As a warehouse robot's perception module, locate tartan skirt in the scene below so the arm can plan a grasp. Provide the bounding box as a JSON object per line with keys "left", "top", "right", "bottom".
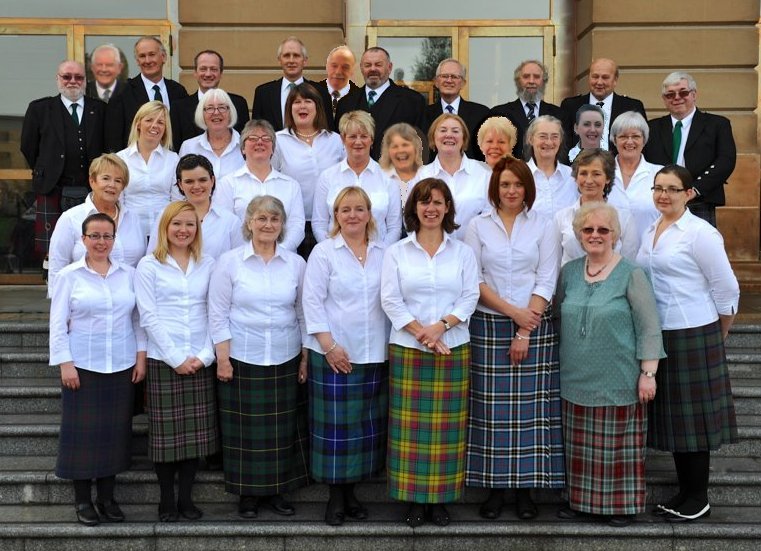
{"left": 145, "top": 358, "right": 219, "bottom": 463}
{"left": 466, "top": 310, "right": 565, "bottom": 489}
{"left": 562, "top": 399, "right": 647, "bottom": 515}
{"left": 218, "top": 356, "right": 310, "bottom": 496}
{"left": 56, "top": 367, "right": 134, "bottom": 480}
{"left": 648, "top": 320, "right": 738, "bottom": 452}
{"left": 387, "top": 343, "right": 469, "bottom": 504}
{"left": 308, "top": 351, "right": 388, "bottom": 483}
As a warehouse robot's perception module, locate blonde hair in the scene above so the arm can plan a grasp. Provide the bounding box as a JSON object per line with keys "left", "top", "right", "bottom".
{"left": 427, "top": 113, "right": 469, "bottom": 153}
{"left": 89, "top": 153, "right": 129, "bottom": 188}
{"left": 572, "top": 201, "right": 621, "bottom": 247}
{"left": 128, "top": 100, "right": 173, "bottom": 150}
{"left": 329, "top": 186, "right": 377, "bottom": 240}
{"left": 338, "top": 110, "right": 375, "bottom": 138}
{"left": 153, "top": 201, "right": 202, "bottom": 263}
{"left": 477, "top": 116, "right": 518, "bottom": 154}
{"left": 378, "top": 123, "right": 423, "bottom": 172}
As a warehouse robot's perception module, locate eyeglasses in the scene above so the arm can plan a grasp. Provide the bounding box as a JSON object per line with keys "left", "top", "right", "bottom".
{"left": 651, "top": 186, "right": 686, "bottom": 195}
{"left": 58, "top": 73, "right": 85, "bottom": 83}
{"left": 436, "top": 73, "right": 463, "bottom": 81}
{"left": 84, "top": 233, "right": 115, "bottom": 241}
{"left": 203, "top": 105, "right": 230, "bottom": 114}
{"left": 662, "top": 89, "right": 692, "bottom": 101}
{"left": 616, "top": 134, "right": 643, "bottom": 142}
{"left": 580, "top": 227, "right": 612, "bottom": 236}
{"left": 244, "top": 135, "right": 273, "bottom": 144}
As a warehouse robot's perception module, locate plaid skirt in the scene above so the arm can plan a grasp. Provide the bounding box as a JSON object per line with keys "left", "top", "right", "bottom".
{"left": 466, "top": 310, "right": 565, "bottom": 488}
{"left": 218, "top": 356, "right": 310, "bottom": 496}
{"left": 387, "top": 343, "right": 469, "bottom": 504}
{"left": 308, "top": 351, "right": 388, "bottom": 483}
{"left": 145, "top": 358, "right": 219, "bottom": 463}
{"left": 56, "top": 367, "right": 134, "bottom": 480}
{"left": 648, "top": 320, "right": 738, "bottom": 452}
{"left": 562, "top": 399, "right": 646, "bottom": 515}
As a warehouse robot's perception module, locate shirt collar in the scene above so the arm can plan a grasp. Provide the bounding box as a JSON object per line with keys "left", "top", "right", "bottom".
{"left": 281, "top": 76, "right": 305, "bottom": 93}
{"left": 440, "top": 96, "right": 462, "bottom": 113}
{"left": 60, "top": 95, "right": 84, "bottom": 110}
{"left": 141, "top": 74, "right": 165, "bottom": 90}
{"left": 367, "top": 80, "right": 391, "bottom": 101}
{"left": 589, "top": 92, "right": 612, "bottom": 107}
{"left": 671, "top": 108, "right": 696, "bottom": 129}
{"left": 327, "top": 82, "right": 351, "bottom": 97}
{"left": 242, "top": 242, "right": 285, "bottom": 262}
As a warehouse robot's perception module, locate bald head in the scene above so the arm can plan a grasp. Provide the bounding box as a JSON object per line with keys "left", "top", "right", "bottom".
{"left": 588, "top": 58, "right": 619, "bottom": 101}
{"left": 326, "top": 46, "right": 356, "bottom": 91}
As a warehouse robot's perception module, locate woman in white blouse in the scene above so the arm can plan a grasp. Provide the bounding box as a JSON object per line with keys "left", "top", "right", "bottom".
{"left": 312, "top": 110, "right": 402, "bottom": 246}
{"left": 477, "top": 116, "right": 518, "bottom": 169}
{"left": 178, "top": 88, "right": 245, "bottom": 182}
{"left": 568, "top": 104, "right": 605, "bottom": 162}
{"left": 215, "top": 119, "right": 305, "bottom": 251}
{"left": 303, "top": 186, "right": 389, "bottom": 526}
{"left": 136, "top": 201, "right": 218, "bottom": 523}
{"left": 49, "top": 212, "right": 146, "bottom": 526}
{"left": 636, "top": 165, "right": 740, "bottom": 523}
{"left": 463, "top": 157, "right": 564, "bottom": 520}
{"left": 48, "top": 154, "right": 145, "bottom": 296}
{"left": 381, "top": 178, "right": 479, "bottom": 528}
{"left": 116, "top": 101, "right": 180, "bottom": 240}
{"left": 272, "top": 83, "right": 345, "bottom": 257}
{"left": 378, "top": 122, "right": 424, "bottom": 209}
{"left": 208, "top": 195, "right": 309, "bottom": 519}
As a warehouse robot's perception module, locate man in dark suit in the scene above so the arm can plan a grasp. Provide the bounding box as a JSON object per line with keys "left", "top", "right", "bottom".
{"left": 104, "top": 36, "right": 188, "bottom": 152}
{"left": 491, "top": 60, "right": 562, "bottom": 159}
{"left": 171, "top": 50, "right": 250, "bottom": 149}
{"left": 85, "top": 44, "right": 123, "bottom": 103}
{"left": 424, "top": 58, "right": 489, "bottom": 160}
{"left": 251, "top": 36, "right": 312, "bottom": 131}
{"left": 334, "top": 46, "right": 426, "bottom": 160}
{"left": 643, "top": 72, "right": 736, "bottom": 227}
{"left": 313, "top": 45, "right": 360, "bottom": 131}
{"left": 20, "top": 60, "right": 106, "bottom": 257}
{"left": 559, "top": 58, "right": 646, "bottom": 154}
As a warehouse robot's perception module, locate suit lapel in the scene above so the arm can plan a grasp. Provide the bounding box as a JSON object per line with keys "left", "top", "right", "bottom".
{"left": 51, "top": 98, "right": 67, "bottom": 147}
{"left": 684, "top": 110, "right": 704, "bottom": 152}
{"left": 659, "top": 116, "right": 674, "bottom": 160}
{"left": 83, "top": 98, "right": 98, "bottom": 149}
{"left": 132, "top": 77, "right": 150, "bottom": 104}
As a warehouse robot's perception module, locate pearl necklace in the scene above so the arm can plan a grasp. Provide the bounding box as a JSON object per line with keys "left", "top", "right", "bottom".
{"left": 296, "top": 129, "right": 319, "bottom": 140}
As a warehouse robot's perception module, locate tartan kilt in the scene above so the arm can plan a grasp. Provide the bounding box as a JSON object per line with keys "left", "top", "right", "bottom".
{"left": 466, "top": 310, "right": 565, "bottom": 489}
{"left": 648, "top": 320, "right": 738, "bottom": 452}
{"left": 218, "top": 356, "right": 310, "bottom": 496}
{"left": 34, "top": 191, "right": 62, "bottom": 256}
{"left": 562, "top": 399, "right": 647, "bottom": 515}
{"left": 145, "top": 358, "right": 219, "bottom": 463}
{"left": 387, "top": 343, "right": 469, "bottom": 504}
{"left": 56, "top": 367, "right": 134, "bottom": 480}
{"left": 308, "top": 351, "right": 388, "bottom": 483}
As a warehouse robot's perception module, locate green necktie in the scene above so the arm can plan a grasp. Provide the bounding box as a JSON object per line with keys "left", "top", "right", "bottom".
{"left": 368, "top": 90, "right": 377, "bottom": 108}
{"left": 152, "top": 84, "right": 162, "bottom": 102}
{"left": 70, "top": 104, "right": 79, "bottom": 125}
{"left": 672, "top": 120, "right": 683, "bottom": 164}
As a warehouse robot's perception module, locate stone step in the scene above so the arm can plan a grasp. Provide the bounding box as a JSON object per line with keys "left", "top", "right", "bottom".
{"left": 725, "top": 325, "right": 761, "bottom": 349}
{"left": 0, "top": 349, "right": 55, "bottom": 380}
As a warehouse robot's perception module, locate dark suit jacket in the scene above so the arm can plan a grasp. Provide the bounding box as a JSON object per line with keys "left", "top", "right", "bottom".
{"left": 251, "top": 77, "right": 320, "bottom": 131}
{"left": 490, "top": 99, "right": 562, "bottom": 159}
{"left": 104, "top": 75, "right": 188, "bottom": 152}
{"left": 559, "top": 92, "right": 646, "bottom": 154}
{"left": 171, "top": 90, "right": 250, "bottom": 151}
{"left": 643, "top": 109, "right": 736, "bottom": 206}
{"left": 313, "top": 80, "right": 361, "bottom": 132}
{"left": 425, "top": 98, "right": 490, "bottom": 161}
{"left": 20, "top": 95, "right": 106, "bottom": 194}
{"left": 334, "top": 80, "right": 426, "bottom": 160}
{"left": 85, "top": 80, "right": 122, "bottom": 102}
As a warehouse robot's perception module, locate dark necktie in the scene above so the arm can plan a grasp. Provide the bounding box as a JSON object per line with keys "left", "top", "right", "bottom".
{"left": 445, "top": 104, "right": 454, "bottom": 114}
{"left": 672, "top": 120, "right": 683, "bottom": 164}
{"left": 331, "top": 90, "right": 340, "bottom": 115}
{"left": 526, "top": 102, "right": 536, "bottom": 121}
{"left": 152, "top": 84, "right": 161, "bottom": 102}
{"left": 102, "top": 89, "right": 111, "bottom": 103}
{"left": 70, "top": 104, "right": 79, "bottom": 125}
{"left": 367, "top": 90, "right": 377, "bottom": 108}
{"left": 596, "top": 101, "right": 604, "bottom": 109}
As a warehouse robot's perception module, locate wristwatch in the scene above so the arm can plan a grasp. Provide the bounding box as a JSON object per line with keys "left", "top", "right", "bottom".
{"left": 640, "top": 370, "right": 656, "bottom": 378}
{"left": 440, "top": 318, "right": 451, "bottom": 331}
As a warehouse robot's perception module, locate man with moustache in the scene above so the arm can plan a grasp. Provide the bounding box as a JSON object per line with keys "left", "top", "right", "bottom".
{"left": 491, "top": 60, "right": 562, "bottom": 158}
{"left": 85, "top": 44, "right": 124, "bottom": 103}
{"left": 313, "top": 45, "right": 359, "bottom": 131}
{"left": 21, "top": 60, "right": 106, "bottom": 259}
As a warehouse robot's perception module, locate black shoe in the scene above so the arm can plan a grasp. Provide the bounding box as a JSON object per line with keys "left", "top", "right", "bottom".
{"left": 267, "top": 494, "right": 295, "bottom": 516}
{"left": 345, "top": 498, "right": 368, "bottom": 520}
{"left": 324, "top": 495, "right": 345, "bottom": 526}
{"left": 479, "top": 490, "right": 504, "bottom": 520}
{"left": 515, "top": 489, "right": 537, "bottom": 520}
{"left": 405, "top": 503, "right": 426, "bottom": 528}
{"left": 652, "top": 492, "right": 685, "bottom": 516}
{"left": 238, "top": 496, "right": 258, "bottom": 519}
{"left": 664, "top": 501, "right": 711, "bottom": 523}
{"left": 158, "top": 503, "right": 179, "bottom": 522}
{"left": 608, "top": 514, "right": 634, "bottom": 527}
{"left": 178, "top": 502, "right": 203, "bottom": 520}
{"left": 75, "top": 503, "right": 99, "bottom": 526}
{"left": 428, "top": 504, "right": 450, "bottom": 527}
{"left": 204, "top": 452, "right": 223, "bottom": 471}
{"left": 557, "top": 505, "right": 579, "bottom": 520}
{"left": 94, "top": 500, "right": 124, "bottom": 522}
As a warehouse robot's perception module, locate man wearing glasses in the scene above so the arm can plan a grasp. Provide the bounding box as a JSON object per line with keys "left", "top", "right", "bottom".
{"left": 644, "top": 72, "right": 736, "bottom": 227}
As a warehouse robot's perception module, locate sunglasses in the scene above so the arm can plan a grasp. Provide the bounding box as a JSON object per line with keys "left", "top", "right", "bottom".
{"left": 581, "top": 227, "right": 612, "bottom": 236}
{"left": 662, "top": 89, "right": 692, "bottom": 100}
{"left": 58, "top": 73, "right": 85, "bottom": 83}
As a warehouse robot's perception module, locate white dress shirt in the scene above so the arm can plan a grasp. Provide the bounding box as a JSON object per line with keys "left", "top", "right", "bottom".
{"left": 441, "top": 96, "right": 462, "bottom": 114}
{"left": 135, "top": 254, "right": 216, "bottom": 368}
{"left": 215, "top": 165, "right": 305, "bottom": 251}
{"left": 554, "top": 198, "right": 640, "bottom": 266}
{"left": 280, "top": 76, "right": 305, "bottom": 123}
{"left": 60, "top": 95, "right": 84, "bottom": 124}
{"left": 178, "top": 130, "right": 245, "bottom": 181}
{"left": 590, "top": 92, "right": 613, "bottom": 150}
{"left": 303, "top": 235, "right": 389, "bottom": 362}
{"left": 47, "top": 193, "right": 146, "bottom": 297}
{"left": 381, "top": 232, "right": 479, "bottom": 351}
{"left": 312, "top": 159, "right": 402, "bottom": 246}
{"left": 417, "top": 155, "right": 490, "bottom": 239}
{"left": 636, "top": 209, "right": 739, "bottom": 330}
{"left": 208, "top": 244, "right": 306, "bottom": 365}
{"left": 464, "top": 207, "right": 559, "bottom": 314}
{"left": 141, "top": 75, "right": 169, "bottom": 107}
{"left": 272, "top": 129, "right": 346, "bottom": 220}
{"left": 384, "top": 167, "right": 424, "bottom": 208}
{"left": 367, "top": 80, "right": 391, "bottom": 103}
{"left": 613, "top": 155, "right": 662, "bottom": 239}
{"left": 526, "top": 159, "right": 578, "bottom": 218}
{"left": 49, "top": 256, "right": 147, "bottom": 372}
{"left": 116, "top": 144, "right": 180, "bottom": 238}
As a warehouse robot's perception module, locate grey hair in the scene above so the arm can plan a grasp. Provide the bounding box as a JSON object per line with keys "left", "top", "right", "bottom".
{"left": 90, "top": 44, "right": 122, "bottom": 65}
{"left": 195, "top": 88, "right": 237, "bottom": 130}
{"left": 134, "top": 36, "right": 166, "bottom": 57}
{"left": 242, "top": 195, "right": 287, "bottom": 242}
{"left": 240, "top": 119, "right": 277, "bottom": 154}
{"left": 610, "top": 111, "right": 649, "bottom": 144}
{"left": 277, "top": 36, "right": 307, "bottom": 59}
{"left": 435, "top": 58, "right": 466, "bottom": 79}
{"left": 572, "top": 201, "right": 621, "bottom": 246}
{"left": 661, "top": 71, "right": 697, "bottom": 94}
{"left": 513, "top": 60, "right": 549, "bottom": 86}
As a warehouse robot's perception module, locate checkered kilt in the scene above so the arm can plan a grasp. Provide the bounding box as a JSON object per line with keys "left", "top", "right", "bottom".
{"left": 145, "top": 358, "right": 219, "bottom": 463}
{"left": 648, "top": 320, "right": 738, "bottom": 452}
{"left": 466, "top": 310, "right": 565, "bottom": 488}
{"left": 217, "top": 356, "right": 310, "bottom": 496}
{"left": 308, "top": 351, "right": 389, "bottom": 483}
{"left": 387, "top": 343, "right": 470, "bottom": 504}
{"left": 34, "top": 192, "right": 62, "bottom": 256}
{"left": 562, "top": 399, "right": 647, "bottom": 515}
{"left": 56, "top": 367, "right": 135, "bottom": 480}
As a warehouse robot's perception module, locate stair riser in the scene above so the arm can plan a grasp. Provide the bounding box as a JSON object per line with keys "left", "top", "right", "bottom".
{"left": 0, "top": 362, "right": 57, "bottom": 379}
{"left": 0, "top": 397, "right": 61, "bottom": 414}
{"left": 0, "top": 334, "right": 48, "bottom": 348}
{"left": 0, "top": 434, "right": 147, "bottom": 457}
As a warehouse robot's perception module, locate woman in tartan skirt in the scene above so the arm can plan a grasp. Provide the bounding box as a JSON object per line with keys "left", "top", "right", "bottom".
{"left": 381, "top": 178, "right": 479, "bottom": 527}
{"left": 303, "top": 186, "right": 390, "bottom": 525}
{"left": 637, "top": 165, "right": 739, "bottom": 522}
{"left": 135, "top": 201, "right": 218, "bottom": 522}
{"left": 463, "top": 157, "right": 564, "bottom": 520}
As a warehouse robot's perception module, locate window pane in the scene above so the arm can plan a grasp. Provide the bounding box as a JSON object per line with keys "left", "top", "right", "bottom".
{"left": 371, "top": 0, "right": 549, "bottom": 20}
{"left": 377, "top": 37, "right": 452, "bottom": 84}
{"left": 3, "top": 0, "right": 166, "bottom": 18}
{"left": 85, "top": 36, "right": 148, "bottom": 82}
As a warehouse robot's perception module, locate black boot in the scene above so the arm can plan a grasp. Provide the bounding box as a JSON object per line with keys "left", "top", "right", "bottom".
{"left": 155, "top": 462, "right": 179, "bottom": 522}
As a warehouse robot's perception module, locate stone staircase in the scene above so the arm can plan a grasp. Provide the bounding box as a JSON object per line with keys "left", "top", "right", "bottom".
{"left": 1, "top": 317, "right": 760, "bottom": 550}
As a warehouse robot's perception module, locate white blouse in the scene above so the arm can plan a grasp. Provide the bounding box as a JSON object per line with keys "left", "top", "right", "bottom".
{"left": 215, "top": 165, "right": 306, "bottom": 251}
{"left": 272, "top": 129, "right": 346, "bottom": 220}
{"left": 464, "top": 207, "right": 559, "bottom": 314}
{"left": 636, "top": 209, "right": 739, "bottom": 330}
{"left": 381, "top": 232, "right": 479, "bottom": 351}
{"left": 208, "top": 244, "right": 306, "bottom": 365}
{"left": 526, "top": 158, "right": 578, "bottom": 219}
{"left": 417, "top": 155, "right": 490, "bottom": 240}
{"left": 613, "top": 155, "right": 662, "bottom": 239}
{"left": 303, "top": 235, "right": 389, "bottom": 363}
{"left": 135, "top": 254, "right": 216, "bottom": 368}
{"left": 312, "top": 159, "right": 403, "bottom": 246}
{"left": 49, "top": 257, "right": 146, "bottom": 372}
{"left": 384, "top": 167, "right": 424, "bottom": 209}
{"left": 178, "top": 130, "right": 245, "bottom": 182}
